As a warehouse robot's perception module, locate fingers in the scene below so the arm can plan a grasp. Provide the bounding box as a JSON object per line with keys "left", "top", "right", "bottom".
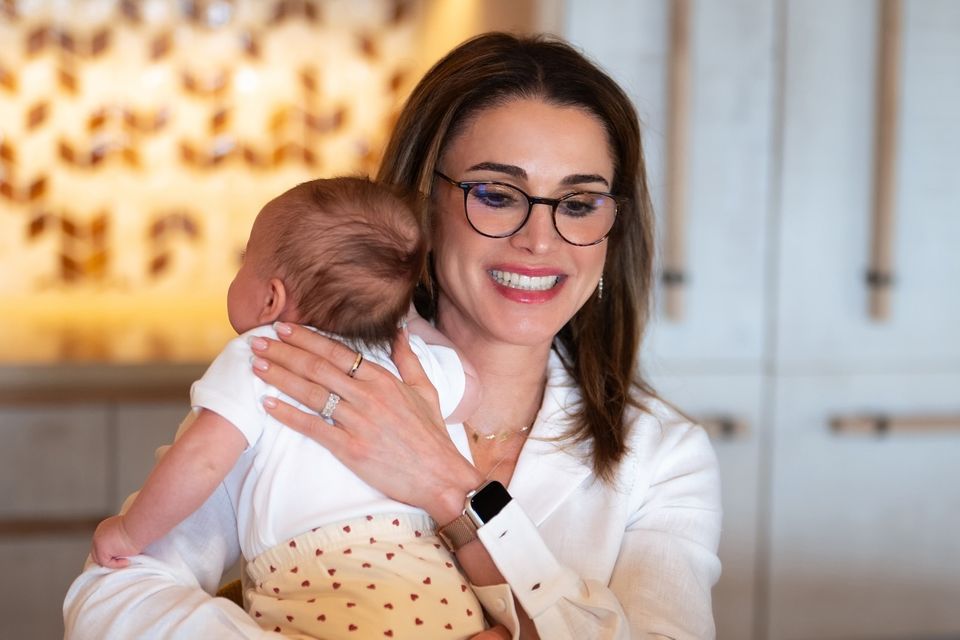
{"left": 469, "top": 626, "right": 512, "bottom": 640}
{"left": 262, "top": 395, "right": 350, "bottom": 452}
{"left": 91, "top": 548, "right": 131, "bottom": 569}
{"left": 263, "top": 323, "right": 366, "bottom": 380}
{"left": 391, "top": 328, "right": 431, "bottom": 389}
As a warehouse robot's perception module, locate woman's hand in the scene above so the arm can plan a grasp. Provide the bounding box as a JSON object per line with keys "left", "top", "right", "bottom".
{"left": 470, "top": 624, "right": 512, "bottom": 639}
{"left": 250, "top": 322, "right": 484, "bottom": 523}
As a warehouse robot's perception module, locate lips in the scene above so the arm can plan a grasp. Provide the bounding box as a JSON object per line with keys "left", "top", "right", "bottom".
{"left": 489, "top": 269, "right": 560, "bottom": 291}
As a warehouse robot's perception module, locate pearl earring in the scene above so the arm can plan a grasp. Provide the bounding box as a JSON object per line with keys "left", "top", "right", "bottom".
{"left": 597, "top": 275, "right": 604, "bottom": 301}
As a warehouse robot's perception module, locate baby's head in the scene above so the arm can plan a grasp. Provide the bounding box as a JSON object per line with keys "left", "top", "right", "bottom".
{"left": 227, "top": 177, "right": 425, "bottom": 345}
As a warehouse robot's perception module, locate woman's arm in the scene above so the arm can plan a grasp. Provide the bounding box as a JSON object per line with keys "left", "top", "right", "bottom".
{"left": 91, "top": 409, "right": 247, "bottom": 568}
{"left": 249, "top": 323, "right": 720, "bottom": 639}
{"left": 64, "top": 482, "right": 272, "bottom": 639}
{"left": 475, "top": 424, "right": 722, "bottom": 639}
{"left": 64, "top": 411, "right": 270, "bottom": 638}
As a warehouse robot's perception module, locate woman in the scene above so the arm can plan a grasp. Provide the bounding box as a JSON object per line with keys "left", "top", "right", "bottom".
{"left": 64, "top": 33, "right": 721, "bottom": 639}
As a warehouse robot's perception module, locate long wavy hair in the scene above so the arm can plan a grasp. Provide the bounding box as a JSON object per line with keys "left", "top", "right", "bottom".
{"left": 377, "top": 32, "right": 656, "bottom": 482}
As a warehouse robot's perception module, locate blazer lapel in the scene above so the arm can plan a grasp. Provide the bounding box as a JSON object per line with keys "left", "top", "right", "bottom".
{"left": 507, "top": 350, "right": 593, "bottom": 526}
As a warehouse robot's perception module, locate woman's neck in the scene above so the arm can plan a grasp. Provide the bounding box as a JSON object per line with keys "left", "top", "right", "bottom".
{"left": 443, "top": 325, "right": 552, "bottom": 434}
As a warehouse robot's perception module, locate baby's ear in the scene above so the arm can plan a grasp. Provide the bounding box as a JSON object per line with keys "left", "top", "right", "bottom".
{"left": 258, "top": 278, "right": 288, "bottom": 324}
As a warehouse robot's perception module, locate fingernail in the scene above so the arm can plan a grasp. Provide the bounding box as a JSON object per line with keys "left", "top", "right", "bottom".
{"left": 273, "top": 321, "right": 293, "bottom": 336}
{"left": 251, "top": 356, "right": 269, "bottom": 372}
{"left": 261, "top": 395, "right": 278, "bottom": 409}
{"left": 249, "top": 337, "right": 268, "bottom": 351}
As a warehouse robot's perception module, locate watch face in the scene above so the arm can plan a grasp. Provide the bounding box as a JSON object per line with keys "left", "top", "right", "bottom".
{"left": 470, "top": 480, "right": 512, "bottom": 523}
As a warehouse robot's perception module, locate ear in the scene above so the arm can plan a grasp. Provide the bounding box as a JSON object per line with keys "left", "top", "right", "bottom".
{"left": 257, "top": 278, "right": 289, "bottom": 325}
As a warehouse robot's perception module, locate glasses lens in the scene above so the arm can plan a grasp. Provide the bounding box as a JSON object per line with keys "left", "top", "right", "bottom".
{"left": 464, "top": 183, "right": 529, "bottom": 237}
{"left": 555, "top": 193, "right": 618, "bottom": 245}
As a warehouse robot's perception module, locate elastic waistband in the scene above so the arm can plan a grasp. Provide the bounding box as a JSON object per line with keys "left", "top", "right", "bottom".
{"left": 248, "top": 512, "right": 438, "bottom": 576}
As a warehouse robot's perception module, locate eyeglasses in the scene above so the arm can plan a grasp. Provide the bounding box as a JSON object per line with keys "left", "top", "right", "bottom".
{"left": 434, "top": 170, "right": 620, "bottom": 247}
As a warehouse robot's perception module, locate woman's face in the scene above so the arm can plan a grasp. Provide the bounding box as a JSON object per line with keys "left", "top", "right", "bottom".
{"left": 431, "top": 98, "right": 613, "bottom": 348}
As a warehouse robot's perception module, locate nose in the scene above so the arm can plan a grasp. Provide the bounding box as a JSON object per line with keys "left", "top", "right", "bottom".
{"left": 509, "top": 202, "right": 561, "bottom": 253}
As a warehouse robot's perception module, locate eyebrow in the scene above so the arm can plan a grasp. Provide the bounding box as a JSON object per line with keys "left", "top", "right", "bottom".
{"left": 466, "top": 162, "right": 610, "bottom": 188}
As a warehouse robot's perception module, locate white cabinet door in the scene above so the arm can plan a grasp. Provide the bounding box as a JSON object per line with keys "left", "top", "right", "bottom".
{"left": 649, "top": 373, "right": 764, "bottom": 640}
{"left": 0, "top": 406, "right": 111, "bottom": 517}
{"left": 567, "top": 0, "right": 777, "bottom": 367}
{"left": 114, "top": 401, "right": 192, "bottom": 505}
{"left": 776, "top": 0, "right": 960, "bottom": 370}
{"left": 767, "top": 372, "right": 960, "bottom": 639}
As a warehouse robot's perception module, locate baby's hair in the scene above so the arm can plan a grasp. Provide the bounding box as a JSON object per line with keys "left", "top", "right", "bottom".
{"left": 259, "top": 176, "right": 425, "bottom": 345}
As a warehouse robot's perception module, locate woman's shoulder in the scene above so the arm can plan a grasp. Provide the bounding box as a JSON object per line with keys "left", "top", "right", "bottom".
{"left": 624, "top": 390, "right": 715, "bottom": 461}
{"left": 544, "top": 349, "right": 714, "bottom": 465}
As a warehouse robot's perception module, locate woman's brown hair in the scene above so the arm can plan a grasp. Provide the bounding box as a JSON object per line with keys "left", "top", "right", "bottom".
{"left": 377, "top": 32, "right": 655, "bottom": 482}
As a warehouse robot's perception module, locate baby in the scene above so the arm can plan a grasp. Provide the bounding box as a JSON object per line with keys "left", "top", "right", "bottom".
{"left": 91, "top": 177, "right": 486, "bottom": 639}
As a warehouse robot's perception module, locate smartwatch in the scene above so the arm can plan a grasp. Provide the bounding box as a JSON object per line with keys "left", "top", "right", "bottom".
{"left": 437, "top": 480, "right": 512, "bottom": 552}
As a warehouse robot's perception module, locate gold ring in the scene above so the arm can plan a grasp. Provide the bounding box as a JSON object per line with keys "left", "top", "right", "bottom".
{"left": 348, "top": 352, "right": 363, "bottom": 378}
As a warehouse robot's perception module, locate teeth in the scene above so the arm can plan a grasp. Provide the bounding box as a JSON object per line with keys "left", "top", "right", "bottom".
{"left": 489, "top": 270, "right": 560, "bottom": 291}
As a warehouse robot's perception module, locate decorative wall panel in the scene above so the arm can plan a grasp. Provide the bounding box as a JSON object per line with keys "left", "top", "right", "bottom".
{"left": 0, "top": 0, "right": 421, "bottom": 363}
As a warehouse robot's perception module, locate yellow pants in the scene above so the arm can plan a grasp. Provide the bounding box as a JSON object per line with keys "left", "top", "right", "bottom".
{"left": 246, "top": 513, "right": 487, "bottom": 639}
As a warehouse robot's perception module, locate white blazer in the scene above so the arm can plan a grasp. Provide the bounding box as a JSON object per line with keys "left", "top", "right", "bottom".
{"left": 64, "top": 350, "right": 722, "bottom": 639}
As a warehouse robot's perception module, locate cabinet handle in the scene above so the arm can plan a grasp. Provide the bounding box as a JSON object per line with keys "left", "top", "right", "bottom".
{"left": 662, "top": 0, "right": 691, "bottom": 321}
{"left": 830, "top": 413, "right": 960, "bottom": 436}
{"left": 697, "top": 415, "right": 749, "bottom": 440}
{"left": 867, "top": 0, "right": 903, "bottom": 321}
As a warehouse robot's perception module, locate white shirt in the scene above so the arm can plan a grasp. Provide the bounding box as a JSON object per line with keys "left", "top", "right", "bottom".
{"left": 64, "top": 348, "right": 722, "bottom": 639}
{"left": 192, "top": 325, "right": 464, "bottom": 558}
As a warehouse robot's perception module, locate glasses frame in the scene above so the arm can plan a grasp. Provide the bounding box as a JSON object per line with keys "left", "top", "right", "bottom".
{"left": 434, "top": 170, "right": 620, "bottom": 247}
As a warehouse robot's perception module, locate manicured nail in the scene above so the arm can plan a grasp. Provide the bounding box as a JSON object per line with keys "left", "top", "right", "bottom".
{"left": 261, "top": 395, "right": 278, "bottom": 409}
{"left": 251, "top": 356, "right": 269, "bottom": 372}
{"left": 249, "top": 337, "right": 268, "bottom": 351}
{"left": 273, "top": 321, "right": 293, "bottom": 336}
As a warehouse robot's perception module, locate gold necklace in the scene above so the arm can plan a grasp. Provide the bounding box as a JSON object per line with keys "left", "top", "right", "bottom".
{"left": 463, "top": 420, "right": 533, "bottom": 444}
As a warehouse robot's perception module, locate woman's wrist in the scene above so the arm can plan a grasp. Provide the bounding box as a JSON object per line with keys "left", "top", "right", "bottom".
{"left": 428, "top": 468, "right": 485, "bottom": 526}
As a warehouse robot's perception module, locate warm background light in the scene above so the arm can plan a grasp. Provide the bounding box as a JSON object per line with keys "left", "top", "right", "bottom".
{"left": 1, "top": 0, "right": 425, "bottom": 363}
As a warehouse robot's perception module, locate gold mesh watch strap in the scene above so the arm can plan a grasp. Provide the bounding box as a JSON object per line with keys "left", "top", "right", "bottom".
{"left": 437, "top": 513, "right": 478, "bottom": 552}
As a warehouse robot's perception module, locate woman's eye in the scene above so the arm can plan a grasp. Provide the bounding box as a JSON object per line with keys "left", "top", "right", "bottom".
{"left": 472, "top": 186, "right": 520, "bottom": 209}
{"left": 560, "top": 198, "right": 598, "bottom": 217}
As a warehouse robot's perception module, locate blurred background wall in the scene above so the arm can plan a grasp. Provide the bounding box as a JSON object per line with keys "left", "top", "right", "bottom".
{"left": 1, "top": 1, "right": 957, "bottom": 638}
